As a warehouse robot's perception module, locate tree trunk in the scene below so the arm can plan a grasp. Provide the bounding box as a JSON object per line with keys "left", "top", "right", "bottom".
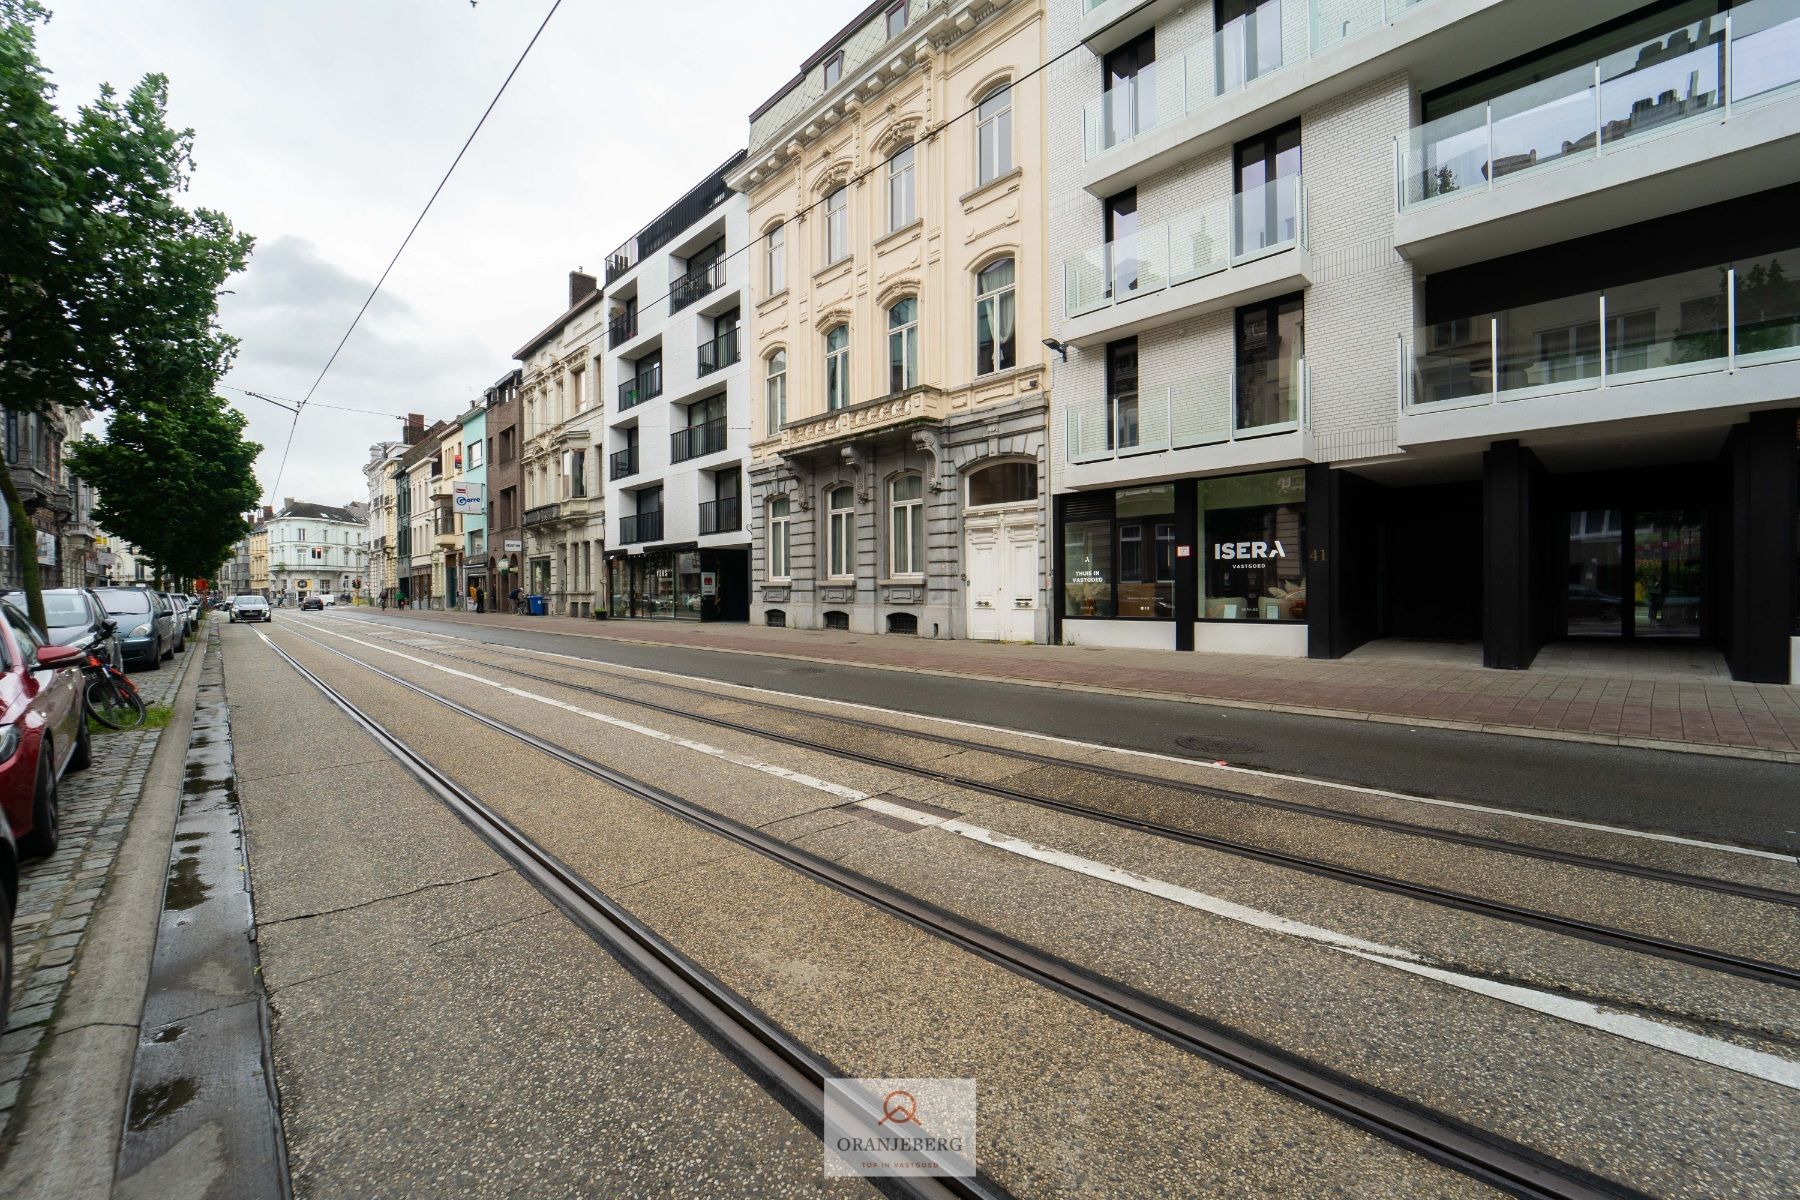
{"left": 0, "top": 440, "right": 47, "bottom": 630}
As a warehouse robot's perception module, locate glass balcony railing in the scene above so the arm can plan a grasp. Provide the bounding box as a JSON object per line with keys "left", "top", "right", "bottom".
{"left": 1064, "top": 359, "right": 1307, "bottom": 465}
{"left": 1063, "top": 175, "right": 1305, "bottom": 319}
{"left": 1401, "top": 0, "right": 1800, "bottom": 209}
{"left": 1402, "top": 248, "right": 1800, "bottom": 411}
{"left": 1082, "top": 0, "right": 1446, "bottom": 161}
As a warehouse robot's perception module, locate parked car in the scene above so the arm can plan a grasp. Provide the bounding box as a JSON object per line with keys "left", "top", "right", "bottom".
{"left": 0, "top": 590, "right": 121, "bottom": 672}
{"left": 96, "top": 587, "right": 176, "bottom": 670}
{"left": 162, "top": 594, "right": 190, "bottom": 654}
{"left": 300, "top": 595, "right": 324, "bottom": 612}
{"left": 0, "top": 600, "right": 91, "bottom": 866}
{"left": 0, "top": 811, "right": 15, "bottom": 1031}
{"left": 229, "top": 594, "right": 271, "bottom": 623}
{"left": 180, "top": 594, "right": 202, "bottom": 633}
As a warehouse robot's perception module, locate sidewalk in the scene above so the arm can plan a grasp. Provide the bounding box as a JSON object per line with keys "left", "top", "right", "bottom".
{"left": 364, "top": 610, "right": 1800, "bottom": 761}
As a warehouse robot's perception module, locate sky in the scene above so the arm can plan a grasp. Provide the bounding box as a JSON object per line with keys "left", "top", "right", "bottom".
{"left": 34, "top": 0, "right": 855, "bottom": 508}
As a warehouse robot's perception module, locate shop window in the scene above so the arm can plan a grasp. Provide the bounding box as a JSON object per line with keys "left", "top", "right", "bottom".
{"left": 967, "top": 462, "right": 1037, "bottom": 508}
{"left": 1116, "top": 485, "right": 1174, "bottom": 618}
{"left": 1062, "top": 493, "right": 1114, "bottom": 619}
{"left": 765, "top": 609, "right": 786, "bottom": 627}
{"left": 887, "top": 612, "right": 918, "bottom": 635}
{"left": 825, "top": 610, "right": 850, "bottom": 630}
{"left": 1200, "top": 469, "right": 1306, "bottom": 620}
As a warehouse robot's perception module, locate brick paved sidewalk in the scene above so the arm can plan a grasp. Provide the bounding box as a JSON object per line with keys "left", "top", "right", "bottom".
{"left": 0, "top": 639, "right": 198, "bottom": 1141}
{"left": 362, "top": 609, "right": 1800, "bottom": 759}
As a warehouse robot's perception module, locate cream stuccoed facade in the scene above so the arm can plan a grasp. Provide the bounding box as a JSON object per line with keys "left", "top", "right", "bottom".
{"left": 264, "top": 500, "right": 367, "bottom": 603}
{"left": 517, "top": 272, "right": 609, "bottom": 617}
{"left": 363, "top": 440, "right": 404, "bottom": 603}
{"left": 733, "top": 0, "right": 1053, "bottom": 641}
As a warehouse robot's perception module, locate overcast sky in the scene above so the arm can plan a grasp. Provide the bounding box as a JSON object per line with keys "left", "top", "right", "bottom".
{"left": 35, "top": 0, "right": 853, "bottom": 508}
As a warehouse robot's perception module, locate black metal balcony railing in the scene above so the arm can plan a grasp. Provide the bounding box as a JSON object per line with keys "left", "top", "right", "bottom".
{"left": 698, "top": 496, "right": 740, "bottom": 535}
{"left": 620, "top": 510, "right": 663, "bottom": 545}
{"left": 697, "top": 327, "right": 740, "bottom": 376}
{"left": 524, "top": 502, "right": 561, "bottom": 527}
{"left": 618, "top": 363, "right": 663, "bottom": 410}
{"left": 670, "top": 417, "right": 727, "bottom": 464}
{"left": 669, "top": 259, "right": 726, "bottom": 314}
{"left": 608, "top": 308, "right": 637, "bottom": 348}
{"left": 605, "top": 248, "right": 637, "bottom": 283}
{"left": 609, "top": 445, "right": 639, "bottom": 481}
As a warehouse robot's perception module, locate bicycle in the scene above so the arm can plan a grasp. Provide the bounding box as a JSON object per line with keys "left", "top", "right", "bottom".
{"left": 81, "top": 651, "right": 147, "bottom": 730}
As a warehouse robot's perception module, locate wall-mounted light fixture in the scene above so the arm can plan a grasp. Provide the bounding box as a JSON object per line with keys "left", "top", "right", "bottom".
{"left": 1042, "top": 338, "right": 1068, "bottom": 362}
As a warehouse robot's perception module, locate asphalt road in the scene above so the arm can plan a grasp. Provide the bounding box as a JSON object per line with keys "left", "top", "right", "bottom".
{"left": 331, "top": 610, "right": 1800, "bottom": 853}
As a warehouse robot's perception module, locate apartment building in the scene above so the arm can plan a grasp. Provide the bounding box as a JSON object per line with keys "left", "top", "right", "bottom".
{"left": 397, "top": 420, "right": 451, "bottom": 606}
{"left": 516, "top": 273, "right": 608, "bottom": 617}
{"left": 1049, "top": 0, "right": 1799, "bottom": 681}
{"left": 732, "top": 0, "right": 1053, "bottom": 640}
{"left": 603, "top": 155, "right": 753, "bottom": 622}
{"left": 363, "top": 439, "right": 405, "bottom": 602}
{"left": 265, "top": 500, "right": 367, "bottom": 602}
{"left": 457, "top": 405, "right": 488, "bottom": 605}
{"left": 2, "top": 407, "right": 91, "bottom": 589}
{"left": 482, "top": 369, "right": 525, "bottom": 607}
{"left": 248, "top": 520, "right": 269, "bottom": 595}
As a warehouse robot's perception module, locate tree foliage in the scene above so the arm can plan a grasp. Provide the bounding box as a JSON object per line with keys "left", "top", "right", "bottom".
{"left": 0, "top": 0, "right": 257, "bottom": 613}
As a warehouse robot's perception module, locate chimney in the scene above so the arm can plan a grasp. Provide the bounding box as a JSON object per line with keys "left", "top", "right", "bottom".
{"left": 283, "top": 497, "right": 295, "bottom": 512}
{"left": 262, "top": 505, "right": 273, "bottom": 520}
{"left": 403, "top": 413, "right": 424, "bottom": 445}
{"left": 568, "top": 269, "right": 598, "bottom": 308}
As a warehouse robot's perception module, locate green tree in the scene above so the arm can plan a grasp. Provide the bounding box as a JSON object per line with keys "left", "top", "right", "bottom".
{"left": 0, "top": 0, "right": 253, "bottom": 626}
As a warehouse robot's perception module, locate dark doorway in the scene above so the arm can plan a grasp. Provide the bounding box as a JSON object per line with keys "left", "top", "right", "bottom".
{"left": 1564, "top": 507, "right": 1705, "bottom": 639}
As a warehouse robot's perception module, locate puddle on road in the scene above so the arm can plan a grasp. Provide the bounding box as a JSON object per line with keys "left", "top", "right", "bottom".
{"left": 127, "top": 1077, "right": 198, "bottom": 1131}
{"left": 163, "top": 855, "right": 211, "bottom": 911}
{"left": 150, "top": 1024, "right": 185, "bottom": 1044}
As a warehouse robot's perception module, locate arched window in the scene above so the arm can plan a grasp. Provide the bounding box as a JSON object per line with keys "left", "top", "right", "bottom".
{"left": 976, "top": 85, "right": 1012, "bottom": 185}
{"left": 967, "top": 461, "right": 1038, "bottom": 508}
{"left": 889, "top": 474, "right": 924, "bottom": 577}
{"left": 975, "top": 258, "right": 1016, "bottom": 375}
{"left": 765, "top": 350, "right": 787, "bottom": 433}
{"left": 767, "top": 496, "right": 791, "bottom": 580}
{"left": 827, "top": 486, "right": 855, "bottom": 578}
{"left": 887, "top": 298, "right": 918, "bottom": 392}
{"left": 825, "top": 325, "right": 851, "bottom": 411}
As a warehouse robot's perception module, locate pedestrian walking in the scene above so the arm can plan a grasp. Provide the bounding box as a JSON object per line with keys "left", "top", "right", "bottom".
{"left": 379, "top": 591, "right": 387, "bottom": 611}
{"left": 474, "top": 584, "right": 485, "bottom": 614}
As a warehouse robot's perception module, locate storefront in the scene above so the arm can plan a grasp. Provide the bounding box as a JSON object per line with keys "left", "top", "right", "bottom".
{"left": 1057, "top": 468, "right": 1309, "bottom": 656}
{"left": 607, "top": 546, "right": 748, "bottom": 622}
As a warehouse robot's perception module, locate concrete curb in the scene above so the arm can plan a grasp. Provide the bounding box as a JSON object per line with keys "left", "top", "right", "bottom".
{"left": 0, "top": 635, "right": 206, "bottom": 1200}
{"left": 351, "top": 612, "right": 1800, "bottom": 766}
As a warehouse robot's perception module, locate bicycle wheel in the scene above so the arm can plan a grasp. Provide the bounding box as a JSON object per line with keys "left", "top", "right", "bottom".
{"left": 86, "top": 674, "right": 147, "bottom": 730}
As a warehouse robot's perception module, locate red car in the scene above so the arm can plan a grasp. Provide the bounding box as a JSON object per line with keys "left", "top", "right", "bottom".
{"left": 0, "top": 601, "right": 91, "bottom": 863}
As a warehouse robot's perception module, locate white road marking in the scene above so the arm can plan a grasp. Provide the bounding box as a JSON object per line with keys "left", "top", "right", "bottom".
{"left": 279, "top": 621, "right": 1800, "bottom": 1091}
{"left": 334, "top": 612, "right": 1792, "bottom": 865}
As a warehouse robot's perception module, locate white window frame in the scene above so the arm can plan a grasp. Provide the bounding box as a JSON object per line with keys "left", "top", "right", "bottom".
{"left": 887, "top": 144, "right": 915, "bottom": 233}
{"left": 887, "top": 298, "right": 918, "bottom": 393}
{"left": 825, "top": 325, "right": 851, "bottom": 411}
{"left": 976, "top": 85, "right": 1013, "bottom": 186}
{"left": 888, "top": 474, "right": 924, "bottom": 578}
{"left": 824, "top": 187, "right": 849, "bottom": 265}
{"left": 768, "top": 496, "right": 791, "bottom": 580}
{"left": 823, "top": 52, "right": 843, "bottom": 90}
{"left": 765, "top": 350, "right": 787, "bottom": 435}
{"left": 828, "top": 486, "right": 855, "bottom": 579}
{"left": 975, "top": 257, "right": 1016, "bottom": 376}
{"left": 466, "top": 439, "right": 483, "bottom": 468}
{"left": 765, "top": 223, "right": 786, "bottom": 294}
{"left": 885, "top": 0, "right": 907, "bottom": 39}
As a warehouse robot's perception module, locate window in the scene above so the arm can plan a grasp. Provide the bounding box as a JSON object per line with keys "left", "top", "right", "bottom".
{"left": 825, "top": 325, "right": 851, "bottom": 411}
{"left": 824, "top": 187, "right": 848, "bottom": 264}
{"left": 889, "top": 474, "right": 924, "bottom": 576}
{"left": 976, "top": 85, "right": 1012, "bottom": 185}
{"left": 765, "top": 224, "right": 786, "bottom": 294}
{"left": 1216, "top": 0, "right": 1285, "bottom": 94}
{"left": 885, "top": 0, "right": 907, "bottom": 39}
{"left": 1105, "top": 338, "right": 1139, "bottom": 451}
{"left": 1234, "top": 120, "right": 1301, "bottom": 255}
{"left": 765, "top": 350, "right": 788, "bottom": 433}
{"left": 1116, "top": 485, "right": 1174, "bottom": 618}
{"left": 1235, "top": 293, "right": 1304, "bottom": 431}
{"left": 967, "top": 462, "right": 1037, "bottom": 508}
{"left": 887, "top": 144, "right": 915, "bottom": 232}
{"left": 466, "top": 439, "right": 483, "bottom": 468}
{"left": 566, "top": 449, "right": 587, "bottom": 498}
{"left": 828, "top": 486, "right": 855, "bottom": 578}
{"left": 975, "top": 258, "right": 1016, "bottom": 375}
{"left": 1200, "top": 469, "right": 1306, "bottom": 621}
{"left": 1102, "top": 31, "right": 1156, "bottom": 150}
{"left": 887, "top": 298, "right": 919, "bottom": 392}
{"left": 768, "top": 496, "right": 791, "bottom": 579}
{"left": 823, "top": 52, "right": 843, "bottom": 90}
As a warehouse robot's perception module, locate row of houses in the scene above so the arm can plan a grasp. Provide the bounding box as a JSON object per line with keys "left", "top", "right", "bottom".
{"left": 350, "top": 0, "right": 1800, "bottom": 682}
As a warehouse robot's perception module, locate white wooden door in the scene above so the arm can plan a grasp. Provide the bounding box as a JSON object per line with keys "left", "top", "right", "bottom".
{"left": 1001, "top": 518, "right": 1040, "bottom": 641}
{"left": 966, "top": 512, "right": 1039, "bottom": 641}
{"left": 966, "top": 522, "right": 1002, "bottom": 641}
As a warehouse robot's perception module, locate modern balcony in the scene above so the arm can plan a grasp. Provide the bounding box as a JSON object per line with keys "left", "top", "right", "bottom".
{"left": 605, "top": 247, "right": 637, "bottom": 284}
{"left": 776, "top": 386, "right": 948, "bottom": 458}
{"left": 698, "top": 496, "right": 740, "bottom": 536}
{"left": 1398, "top": 246, "right": 1800, "bottom": 447}
{"left": 609, "top": 445, "right": 639, "bottom": 481}
{"left": 1078, "top": 0, "right": 1639, "bottom": 197}
{"left": 1080, "top": 0, "right": 1184, "bottom": 57}
{"left": 1061, "top": 175, "right": 1309, "bottom": 345}
{"left": 669, "top": 259, "right": 726, "bottom": 314}
{"left": 608, "top": 309, "right": 638, "bottom": 348}
{"left": 618, "top": 364, "right": 663, "bottom": 410}
{"left": 697, "top": 327, "right": 740, "bottom": 376}
{"left": 1395, "top": 0, "right": 1800, "bottom": 269}
{"left": 670, "top": 418, "right": 728, "bottom": 464}
{"left": 1064, "top": 359, "right": 1308, "bottom": 471}
{"left": 523, "top": 502, "right": 561, "bottom": 528}
{"left": 619, "top": 510, "right": 664, "bottom": 545}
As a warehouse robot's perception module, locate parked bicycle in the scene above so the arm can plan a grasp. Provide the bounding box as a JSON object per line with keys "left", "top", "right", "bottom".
{"left": 81, "top": 651, "right": 146, "bottom": 730}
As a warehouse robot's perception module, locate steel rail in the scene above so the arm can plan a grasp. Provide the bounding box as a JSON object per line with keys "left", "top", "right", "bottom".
{"left": 276, "top": 624, "right": 1649, "bottom": 1200}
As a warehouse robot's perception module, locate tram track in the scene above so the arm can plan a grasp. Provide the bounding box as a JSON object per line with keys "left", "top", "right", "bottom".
{"left": 263, "top": 622, "right": 1648, "bottom": 1200}
{"left": 327, "top": 621, "right": 1800, "bottom": 991}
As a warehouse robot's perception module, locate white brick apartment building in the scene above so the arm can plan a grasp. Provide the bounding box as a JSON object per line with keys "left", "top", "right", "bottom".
{"left": 1049, "top": 0, "right": 1799, "bottom": 682}
{"left": 601, "top": 157, "right": 754, "bottom": 622}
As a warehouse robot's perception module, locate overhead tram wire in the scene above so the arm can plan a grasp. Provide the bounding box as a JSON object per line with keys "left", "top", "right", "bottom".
{"left": 552, "top": 31, "right": 1091, "bottom": 371}
{"left": 223, "top": 384, "right": 418, "bottom": 422}
{"left": 262, "top": 0, "right": 566, "bottom": 504}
